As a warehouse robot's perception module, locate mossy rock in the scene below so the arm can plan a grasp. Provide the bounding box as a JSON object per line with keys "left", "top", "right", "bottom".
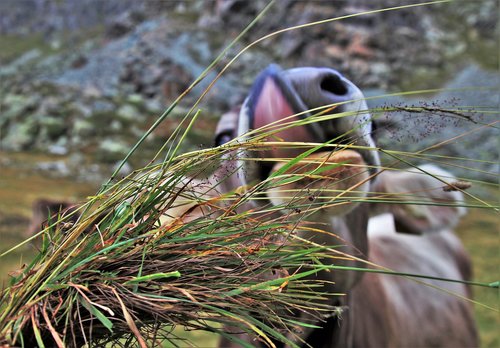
{"left": 96, "top": 139, "right": 130, "bottom": 163}
{"left": 126, "top": 94, "right": 146, "bottom": 109}
{"left": 1, "top": 94, "right": 38, "bottom": 120}
{"left": 116, "top": 104, "right": 142, "bottom": 123}
{"left": 89, "top": 111, "right": 117, "bottom": 133}
{"left": 72, "top": 119, "right": 94, "bottom": 137}
{"left": 38, "top": 116, "right": 67, "bottom": 139}
{"left": 2, "top": 118, "right": 39, "bottom": 150}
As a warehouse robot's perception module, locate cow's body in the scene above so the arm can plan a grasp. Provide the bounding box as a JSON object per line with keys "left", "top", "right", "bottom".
{"left": 219, "top": 226, "right": 478, "bottom": 348}
{"left": 338, "top": 229, "right": 477, "bottom": 348}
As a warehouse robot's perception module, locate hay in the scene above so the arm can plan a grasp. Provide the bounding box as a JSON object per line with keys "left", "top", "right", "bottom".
{"left": 0, "top": 147, "right": 336, "bottom": 347}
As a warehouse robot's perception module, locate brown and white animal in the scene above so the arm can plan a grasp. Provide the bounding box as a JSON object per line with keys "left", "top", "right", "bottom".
{"left": 26, "top": 198, "right": 78, "bottom": 238}
{"left": 348, "top": 165, "right": 476, "bottom": 348}
{"left": 141, "top": 65, "right": 477, "bottom": 347}
{"left": 202, "top": 65, "right": 477, "bottom": 348}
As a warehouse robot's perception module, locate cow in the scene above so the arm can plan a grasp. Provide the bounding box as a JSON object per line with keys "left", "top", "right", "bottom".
{"left": 26, "top": 198, "right": 78, "bottom": 238}
{"left": 204, "top": 65, "right": 478, "bottom": 347}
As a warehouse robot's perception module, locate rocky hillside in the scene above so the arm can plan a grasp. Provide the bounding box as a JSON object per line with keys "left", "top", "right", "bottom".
{"left": 0, "top": 0, "right": 497, "bottom": 181}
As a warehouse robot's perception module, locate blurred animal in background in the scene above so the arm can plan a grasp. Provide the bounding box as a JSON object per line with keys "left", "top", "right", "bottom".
{"left": 26, "top": 198, "right": 78, "bottom": 238}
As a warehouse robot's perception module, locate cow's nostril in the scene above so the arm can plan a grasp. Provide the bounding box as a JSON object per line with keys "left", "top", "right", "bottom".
{"left": 320, "top": 74, "right": 348, "bottom": 96}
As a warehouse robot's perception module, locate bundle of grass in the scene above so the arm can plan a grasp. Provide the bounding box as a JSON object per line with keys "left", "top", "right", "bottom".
{"left": 0, "top": 142, "right": 346, "bottom": 347}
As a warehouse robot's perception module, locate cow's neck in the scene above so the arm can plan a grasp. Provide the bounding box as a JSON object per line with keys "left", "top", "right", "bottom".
{"left": 303, "top": 204, "right": 369, "bottom": 293}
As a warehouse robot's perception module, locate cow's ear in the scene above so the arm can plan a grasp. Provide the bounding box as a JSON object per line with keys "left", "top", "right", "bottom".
{"left": 370, "top": 166, "right": 467, "bottom": 235}
{"left": 370, "top": 117, "right": 398, "bottom": 143}
{"left": 215, "top": 110, "right": 239, "bottom": 146}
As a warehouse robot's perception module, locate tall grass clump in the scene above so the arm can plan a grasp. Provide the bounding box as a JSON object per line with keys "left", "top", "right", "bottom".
{"left": 0, "top": 141, "right": 346, "bottom": 347}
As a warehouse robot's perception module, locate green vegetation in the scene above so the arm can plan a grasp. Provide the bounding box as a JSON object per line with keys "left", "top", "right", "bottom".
{"left": 0, "top": 143, "right": 346, "bottom": 347}
{"left": 0, "top": 34, "right": 52, "bottom": 63}
{"left": 457, "top": 209, "right": 499, "bottom": 348}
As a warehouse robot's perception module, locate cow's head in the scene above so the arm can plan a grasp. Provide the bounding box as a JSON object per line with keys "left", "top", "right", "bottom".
{"left": 217, "top": 64, "right": 379, "bottom": 182}
{"left": 215, "top": 65, "right": 380, "bottom": 292}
